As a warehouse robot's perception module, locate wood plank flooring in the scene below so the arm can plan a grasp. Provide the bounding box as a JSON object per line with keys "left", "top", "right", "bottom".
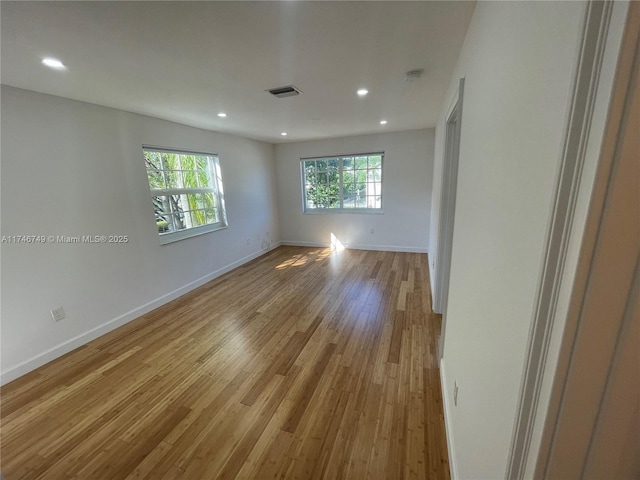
{"left": 0, "top": 246, "right": 449, "bottom": 480}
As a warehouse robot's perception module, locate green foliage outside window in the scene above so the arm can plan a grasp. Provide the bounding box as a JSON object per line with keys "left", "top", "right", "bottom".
{"left": 303, "top": 154, "right": 383, "bottom": 211}
{"left": 144, "top": 149, "right": 220, "bottom": 234}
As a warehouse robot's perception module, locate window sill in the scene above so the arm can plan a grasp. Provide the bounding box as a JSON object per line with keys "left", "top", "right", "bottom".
{"left": 159, "top": 222, "right": 227, "bottom": 245}
{"left": 303, "top": 209, "right": 384, "bottom": 215}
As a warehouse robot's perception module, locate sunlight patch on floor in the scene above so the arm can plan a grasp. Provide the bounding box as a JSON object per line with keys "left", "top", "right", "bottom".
{"left": 330, "top": 233, "right": 345, "bottom": 252}
{"left": 275, "top": 246, "right": 337, "bottom": 270}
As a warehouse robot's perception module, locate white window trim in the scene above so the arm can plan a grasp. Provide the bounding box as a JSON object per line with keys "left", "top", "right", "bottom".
{"left": 157, "top": 222, "right": 227, "bottom": 245}
{"left": 300, "top": 151, "right": 385, "bottom": 214}
{"left": 142, "top": 145, "right": 228, "bottom": 245}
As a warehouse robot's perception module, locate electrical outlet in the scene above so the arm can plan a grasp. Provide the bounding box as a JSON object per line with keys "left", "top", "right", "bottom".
{"left": 454, "top": 381, "right": 459, "bottom": 406}
{"left": 370, "top": 228, "right": 375, "bottom": 234}
{"left": 51, "top": 306, "right": 66, "bottom": 322}
{"left": 246, "top": 237, "right": 250, "bottom": 245}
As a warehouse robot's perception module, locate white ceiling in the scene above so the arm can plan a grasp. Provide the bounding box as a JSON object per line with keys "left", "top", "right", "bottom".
{"left": 1, "top": 1, "right": 475, "bottom": 143}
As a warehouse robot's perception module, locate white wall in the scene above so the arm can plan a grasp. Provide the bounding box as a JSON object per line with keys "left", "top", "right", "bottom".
{"left": 429, "top": 2, "right": 586, "bottom": 478}
{"left": 0, "top": 86, "right": 280, "bottom": 384}
{"left": 275, "top": 129, "right": 434, "bottom": 252}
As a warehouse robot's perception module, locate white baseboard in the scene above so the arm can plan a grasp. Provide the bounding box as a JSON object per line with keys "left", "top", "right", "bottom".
{"left": 282, "top": 240, "right": 331, "bottom": 248}
{"left": 440, "top": 358, "right": 458, "bottom": 480}
{"left": 0, "top": 244, "right": 282, "bottom": 386}
{"left": 281, "top": 240, "right": 427, "bottom": 254}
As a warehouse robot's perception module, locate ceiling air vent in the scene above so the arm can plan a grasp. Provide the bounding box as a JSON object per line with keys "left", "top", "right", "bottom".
{"left": 266, "top": 85, "right": 303, "bottom": 98}
{"left": 405, "top": 68, "right": 425, "bottom": 82}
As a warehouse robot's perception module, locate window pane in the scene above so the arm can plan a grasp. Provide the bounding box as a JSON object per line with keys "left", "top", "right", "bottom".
{"left": 368, "top": 155, "right": 382, "bottom": 168}
{"left": 366, "top": 196, "right": 381, "bottom": 208}
{"left": 305, "top": 186, "right": 315, "bottom": 208}
{"left": 205, "top": 208, "right": 217, "bottom": 223}
{"left": 190, "top": 210, "right": 206, "bottom": 227}
{"left": 196, "top": 156, "right": 208, "bottom": 172}
{"left": 145, "top": 151, "right": 161, "bottom": 171}
{"left": 175, "top": 194, "right": 187, "bottom": 212}
{"left": 153, "top": 196, "right": 171, "bottom": 231}
{"left": 198, "top": 169, "right": 211, "bottom": 187}
{"left": 354, "top": 170, "right": 368, "bottom": 183}
{"left": 313, "top": 191, "right": 324, "bottom": 208}
{"left": 342, "top": 182, "right": 354, "bottom": 207}
{"left": 184, "top": 194, "right": 197, "bottom": 211}
{"left": 147, "top": 170, "right": 164, "bottom": 189}
{"left": 174, "top": 214, "right": 188, "bottom": 231}
{"left": 162, "top": 153, "right": 178, "bottom": 170}
{"left": 161, "top": 214, "right": 175, "bottom": 233}
{"left": 181, "top": 155, "right": 195, "bottom": 170}
{"left": 343, "top": 181, "right": 355, "bottom": 196}
{"left": 156, "top": 219, "right": 170, "bottom": 233}
{"left": 200, "top": 192, "right": 214, "bottom": 208}
{"left": 305, "top": 181, "right": 318, "bottom": 209}
{"left": 342, "top": 170, "right": 354, "bottom": 184}
{"left": 165, "top": 194, "right": 177, "bottom": 214}
{"left": 342, "top": 157, "right": 353, "bottom": 170}
{"left": 183, "top": 170, "right": 198, "bottom": 189}
{"left": 303, "top": 158, "right": 340, "bottom": 209}
{"left": 365, "top": 183, "right": 378, "bottom": 196}
{"left": 163, "top": 213, "right": 180, "bottom": 232}
{"left": 355, "top": 156, "right": 368, "bottom": 169}
{"left": 164, "top": 170, "right": 180, "bottom": 189}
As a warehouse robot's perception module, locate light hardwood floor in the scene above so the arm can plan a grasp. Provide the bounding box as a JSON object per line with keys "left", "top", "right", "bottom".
{"left": 1, "top": 246, "right": 449, "bottom": 480}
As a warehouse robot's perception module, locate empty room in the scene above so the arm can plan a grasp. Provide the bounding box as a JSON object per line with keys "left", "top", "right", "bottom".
{"left": 1, "top": 1, "right": 638, "bottom": 479}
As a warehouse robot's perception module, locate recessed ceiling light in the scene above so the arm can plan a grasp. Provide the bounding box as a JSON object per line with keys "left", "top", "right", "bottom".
{"left": 281, "top": 132, "right": 288, "bottom": 136}
{"left": 357, "top": 89, "right": 369, "bottom": 97}
{"left": 42, "top": 57, "right": 66, "bottom": 70}
{"left": 217, "top": 112, "right": 227, "bottom": 118}
{"left": 380, "top": 120, "right": 388, "bottom": 125}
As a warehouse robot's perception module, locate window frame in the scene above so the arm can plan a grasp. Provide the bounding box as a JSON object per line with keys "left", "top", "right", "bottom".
{"left": 300, "top": 152, "right": 385, "bottom": 214}
{"left": 142, "top": 145, "right": 228, "bottom": 245}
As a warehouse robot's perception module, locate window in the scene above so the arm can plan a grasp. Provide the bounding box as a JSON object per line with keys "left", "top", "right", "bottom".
{"left": 143, "top": 146, "right": 227, "bottom": 244}
{"left": 301, "top": 152, "right": 383, "bottom": 212}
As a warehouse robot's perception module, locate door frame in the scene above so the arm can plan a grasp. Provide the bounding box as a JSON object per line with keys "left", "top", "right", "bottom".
{"left": 506, "top": 1, "right": 632, "bottom": 477}
{"left": 434, "top": 78, "right": 464, "bottom": 358}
